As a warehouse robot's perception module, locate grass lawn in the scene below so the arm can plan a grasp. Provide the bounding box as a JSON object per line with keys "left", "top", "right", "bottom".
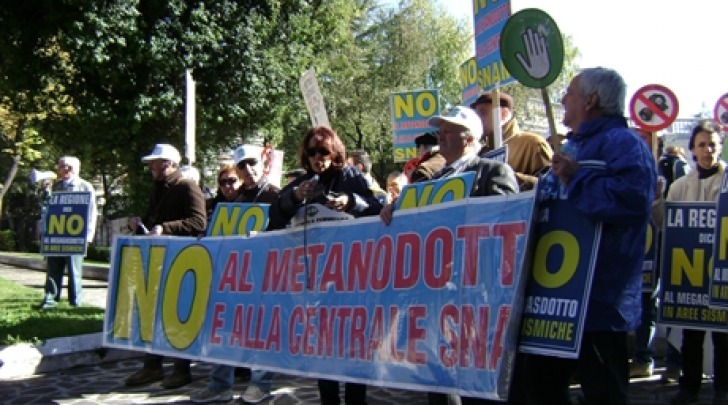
{"left": 0, "top": 277, "right": 104, "bottom": 345}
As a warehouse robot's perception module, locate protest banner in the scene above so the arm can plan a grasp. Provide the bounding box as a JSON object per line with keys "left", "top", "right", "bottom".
{"left": 711, "top": 172, "right": 728, "bottom": 308}
{"left": 103, "top": 192, "right": 535, "bottom": 400}
{"left": 41, "top": 191, "right": 92, "bottom": 256}
{"left": 207, "top": 203, "right": 271, "bottom": 237}
{"left": 389, "top": 89, "right": 440, "bottom": 163}
{"left": 473, "top": 0, "right": 513, "bottom": 91}
{"left": 659, "top": 201, "right": 728, "bottom": 330}
{"left": 394, "top": 172, "right": 475, "bottom": 211}
{"left": 300, "top": 68, "right": 330, "bottom": 128}
{"left": 518, "top": 196, "right": 601, "bottom": 358}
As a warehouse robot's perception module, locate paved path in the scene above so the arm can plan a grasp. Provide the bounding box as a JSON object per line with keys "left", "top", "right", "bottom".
{"left": 0, "top": 258, "right": 721, "bottom": 404}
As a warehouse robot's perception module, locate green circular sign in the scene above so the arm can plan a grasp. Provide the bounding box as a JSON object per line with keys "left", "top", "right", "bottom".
{"left": 500, "top": 8, "right": 564, "bottom": 89}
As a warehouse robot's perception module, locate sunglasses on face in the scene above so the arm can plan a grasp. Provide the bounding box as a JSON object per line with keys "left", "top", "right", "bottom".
{"left": 306, "top": 147, "right": 332, "bottom": 157}
{"left": 219, "top": 178, "right": 239, "bottom": 186}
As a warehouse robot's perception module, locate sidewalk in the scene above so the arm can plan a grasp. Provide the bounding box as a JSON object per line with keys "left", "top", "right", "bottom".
{"left": 0, "top": 253, "right": 718, "bottom": 404}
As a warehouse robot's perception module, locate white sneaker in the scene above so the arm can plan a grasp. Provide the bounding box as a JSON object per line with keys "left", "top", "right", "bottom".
{"left": 241, "top": 385, "right": 271, "bottom": 403}
{"left": 190, "top": 388, "right": 233, "bottom": 403}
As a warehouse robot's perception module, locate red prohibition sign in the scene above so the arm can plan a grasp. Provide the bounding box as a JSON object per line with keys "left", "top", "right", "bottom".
{"left": 629, "top": 84, "right": 679, "bottom": 132}
{"left": 714, "top": 93, "right": 728, "bottom": 127}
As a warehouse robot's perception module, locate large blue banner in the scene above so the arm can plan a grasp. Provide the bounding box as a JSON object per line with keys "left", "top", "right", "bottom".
{"left": 518, "top": 197, "right": 601, "bottom": 358}
{"left": 711, "top": 172, "right": 728, "bottom": 308}
{"left": 659, "top": 201, "right": 728, "bottom": 330}
{"left": 103, "top": 193, "right": 535, "bottom": 400}
{"left": 41, "top": 191, "right": 92, "bottom": 256}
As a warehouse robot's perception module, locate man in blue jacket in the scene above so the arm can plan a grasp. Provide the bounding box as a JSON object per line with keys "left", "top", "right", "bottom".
{"left": 525, "top": 67, "right": 657, "bottom": 404}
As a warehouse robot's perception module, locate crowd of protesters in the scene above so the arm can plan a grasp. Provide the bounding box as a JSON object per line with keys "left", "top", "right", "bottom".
{"left": 44, "top": 65, "right": 724, "bottom": 404}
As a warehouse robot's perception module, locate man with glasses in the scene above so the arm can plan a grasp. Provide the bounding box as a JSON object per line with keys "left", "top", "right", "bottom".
{"left": 379, "top": 106, "right": 518, "bottom": 404}
{"left": 232, "top": 145, "right": 280, "bottom": 205}
{"left": 192, "top": 144, "right": 281, "bottom": 404}
{"left": 37, "top": 156, "right": 97, "bottom": 310}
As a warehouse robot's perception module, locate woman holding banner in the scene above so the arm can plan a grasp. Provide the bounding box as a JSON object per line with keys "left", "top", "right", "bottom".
{"left": 268, "top": 126, "right": 382, "bottom": 405}
{"left": 667, "top": 121, "right": 728, "bottom": 405}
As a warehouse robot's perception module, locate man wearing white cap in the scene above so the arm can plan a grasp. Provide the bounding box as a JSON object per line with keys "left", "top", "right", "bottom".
{"left": 124, "top": 143, "right": 206, "bottom": 389}
{"left": 191, "top": 144, "right": 281, "bottom": 404}
{"left": 381, "top": 106, "right": 519, "bottom": 226}
{"left": 232, "top": 144, "right": 280, "bottom": 205}
{"left": 379, "top": 106, "right": 518, "bottom": 405}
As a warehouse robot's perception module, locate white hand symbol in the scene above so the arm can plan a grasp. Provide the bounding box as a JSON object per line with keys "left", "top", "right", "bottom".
{"left": 515, "top": 28, "right": 551, "bottom": 79}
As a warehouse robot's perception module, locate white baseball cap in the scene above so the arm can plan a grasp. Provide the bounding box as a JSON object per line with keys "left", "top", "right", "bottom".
{"left": 427, "top": 106, "right": 483, "bottom": 140}
{"left": 141, "top": 143, "right": 181, "bottom": 164}
{"left": 233, "top": 145, "right": 263, "bottom": 165}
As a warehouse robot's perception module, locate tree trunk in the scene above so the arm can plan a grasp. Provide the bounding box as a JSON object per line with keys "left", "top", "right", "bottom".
{"left": 0, "top": 118, "right": 26, "bottom": 220}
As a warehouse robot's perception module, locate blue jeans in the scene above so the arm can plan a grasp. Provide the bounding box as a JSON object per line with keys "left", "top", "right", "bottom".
{"left": 44, "top": 255, "right": 84, "bottom": 305}
{"left": 251, "top": 369, "right": 274, "bottom": 393}
{"left": 208, "top": 365, "right": 234, "bottom": 391}
{"left": 633, "top": 292, "right": 656, "bottom": 365}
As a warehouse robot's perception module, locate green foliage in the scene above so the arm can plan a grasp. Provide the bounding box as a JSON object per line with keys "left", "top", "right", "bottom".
{"left": 0, "top": 229, "right": 15, "bottom": 251}
{"left": 86, "top": 245, "right": 111, "bottom": 262}
{"left": 0, "top": 0, "right": 582, "bottom": 214}
{"left": 0, "top": 277, "right": 104, "bottom": 345}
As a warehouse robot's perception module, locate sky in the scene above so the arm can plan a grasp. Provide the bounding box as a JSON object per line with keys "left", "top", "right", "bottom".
{"left": 434, "top": 0, "right": 728, "bottom": 118}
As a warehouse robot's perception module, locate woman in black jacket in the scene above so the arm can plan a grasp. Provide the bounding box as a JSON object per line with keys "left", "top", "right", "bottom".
{"left": 269, "top": 126, "right": 382, "bottom": 405}
{"left": 269, "top": 126, "right": 382, "bottom": 231}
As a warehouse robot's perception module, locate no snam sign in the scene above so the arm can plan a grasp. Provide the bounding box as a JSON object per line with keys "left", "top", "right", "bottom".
{"left": 629, "top": 84, "right": 679, "bottom": 132}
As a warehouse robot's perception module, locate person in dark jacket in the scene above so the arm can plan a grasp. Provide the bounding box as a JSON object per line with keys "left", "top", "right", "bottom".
{"left": 526, "top": 67, "right": 656, "bottom": 405}
{"left": 124, "top": 143, "right": 207, "bottom": 390}
{"left": 380, "top": 106, "right": 518, "bottom": 405}
{"left": 380, "top": 106, "right": 519, "bottom": 227}
{"left": 192, "top": 145, "right": 281, "bottom": 404}
{"left": 269, "top": 126, "right": 382, "bottom": 405}
{"left": 410, "top": 131, "right": 446, "bottom": 183}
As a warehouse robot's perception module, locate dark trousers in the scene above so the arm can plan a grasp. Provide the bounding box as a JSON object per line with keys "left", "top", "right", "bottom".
{"left": 142, "top": 354, "right": 190, "bottom": 373}
{"left": 427, "top": 352, "right": 526, "bottom": 405}
{"left": 680, "top": 329, "right": 728, "bottom": 394}
{"left": 317, "top": 379, "right": 366, "bottom": 405}
{"left": 45, "top": 255, "right": 84, "bottom": 305}
{"left": 428, "top": 393, "right": 503, "bottom": 404}
{"left": 525, "top": 331, "right": 629, "bottom": 405}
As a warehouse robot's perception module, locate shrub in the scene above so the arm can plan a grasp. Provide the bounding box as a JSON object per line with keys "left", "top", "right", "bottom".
{"left": 86, "top": 245, "right": 110, "bottom": 262}
{"left": 26, "top": 240, "right": 40, "bottom": 254}
{"left": 0, "top": 229, "right": 16, "bottom": 251}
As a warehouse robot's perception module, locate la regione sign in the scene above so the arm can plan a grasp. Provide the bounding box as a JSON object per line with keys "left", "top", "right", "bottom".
{"left": 41, "top": 191, "right": 91, "bottom": 256}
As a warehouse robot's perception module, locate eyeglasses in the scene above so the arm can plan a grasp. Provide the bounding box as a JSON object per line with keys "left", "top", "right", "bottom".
{"left": 219, "top": 178, "right": 239, "bottom": 186}
{"left": 306, "top": 147, "right": 332, "bottom": 157}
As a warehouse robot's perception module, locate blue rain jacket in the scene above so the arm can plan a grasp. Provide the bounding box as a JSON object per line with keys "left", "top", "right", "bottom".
{"left": 564, "top": 115, "right": 657, "bottom": 332}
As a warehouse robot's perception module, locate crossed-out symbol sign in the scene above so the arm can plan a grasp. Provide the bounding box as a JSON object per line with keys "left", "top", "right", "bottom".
{"left": 714, "top": 93, "right": 728, "bottom": 127}
{"left": 629, "top": 84, "right": 679, "bottom": 132}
